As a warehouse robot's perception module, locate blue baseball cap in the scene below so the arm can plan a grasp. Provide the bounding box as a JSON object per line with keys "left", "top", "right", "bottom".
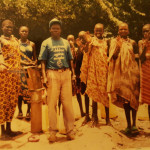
{"left": 49, "top": 18, "right": 62, "bottom": 28}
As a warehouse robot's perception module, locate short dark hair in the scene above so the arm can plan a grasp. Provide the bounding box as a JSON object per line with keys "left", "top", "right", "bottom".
{"left": 2, "top": 19, "right": 13, "bottom": 27}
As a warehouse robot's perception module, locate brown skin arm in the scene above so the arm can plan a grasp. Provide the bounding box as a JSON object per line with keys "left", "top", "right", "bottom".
{"left": 70, "top": 41, "right": 75, "bottom": 49}
{"left": 20, "top": 60, "right": 32, "bottom": 66}
{"left": 84, "top": 42, "right": 90, "bottom": 53}
{"left": 20, "top": 59, "right": 36, "bottom": 66}
{"left": 132, "top": 40, "right": 138, "bottom": 55}
{"left": 21, "top": 42, "right": 37, "bottom": 66}
{"left": 138, "top": 40, "right": 143, "bottom": 56}
{"left": 76, "top": 38, "right": 82, "bottom": 47}
{"left": 113, "top": 45, "right": 120, "bottom": 59}
{"left": 132, "top": 40, "right": 140, "bottom": 64}
{"left": 31, "top": 42, "right": 37, "bottom": 65}
{"left": 138, "top": 40, "right": 147, "bottom": 63}
{"left": 41, "top": 60, "right": 47, "bottom": 87}
{"left": 70, "top": 60, "right": 76, "bottom": 80}
{"left": 31, "top": 42, "right": 37, "bottom": 61}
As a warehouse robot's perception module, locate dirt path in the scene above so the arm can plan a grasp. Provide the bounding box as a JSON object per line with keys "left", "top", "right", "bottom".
{"left": 0, "top": 97, "right": 150, "bottom": 150}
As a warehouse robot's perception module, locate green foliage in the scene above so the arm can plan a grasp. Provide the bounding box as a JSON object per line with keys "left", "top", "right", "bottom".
{"left": 0, "top": 0, "right": 149, "bottom": 52}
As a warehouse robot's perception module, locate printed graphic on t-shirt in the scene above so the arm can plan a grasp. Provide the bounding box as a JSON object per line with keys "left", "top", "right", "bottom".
{"left": 51, "top": 45, "right": 65, "bottom": 68}
{"left": 56, "top": 59, "right": 63, "bottom": 68}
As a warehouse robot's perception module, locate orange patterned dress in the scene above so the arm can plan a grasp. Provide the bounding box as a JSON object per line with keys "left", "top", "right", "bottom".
{"left": 80, "top": 37, "right": 109, "bottom": 107}
{"left": 0, "top": 35, "right": 20, "bottom": 124}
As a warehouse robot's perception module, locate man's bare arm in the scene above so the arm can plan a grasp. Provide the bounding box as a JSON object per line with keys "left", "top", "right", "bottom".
{"left": 41, "top": 60, "right": 47, "bottom": 86}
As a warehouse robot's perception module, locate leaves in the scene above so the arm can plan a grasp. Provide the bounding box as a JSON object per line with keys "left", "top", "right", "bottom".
{"left": 0, "top": 0, "right": 149, "bottom": 48}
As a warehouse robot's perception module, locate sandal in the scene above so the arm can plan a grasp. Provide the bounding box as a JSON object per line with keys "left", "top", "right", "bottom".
{"left": 28, "top": 135, "right": 40, "bottom": 142}
{"left": 0, "top": 134, "right": 12, "bottom": 140}
{"left": 82, "top": 115, "right": 91, "bottom": 126}
{"left": 131, "top": 126, "right": 139, "bottom": 135}
{"left": 25, "top": 112, "right": 31, "bottom": 120}
{"left": 17, "top": 113, "right": 23, "bottom": 119}
{"left": 120, "top": 128, "right": 131, "bottom": 135}
{"left": 131, "top": 126, "right": 139, "bottom": 131}
{"left": 91, "top": 116, "right": 98, "bottom": 127}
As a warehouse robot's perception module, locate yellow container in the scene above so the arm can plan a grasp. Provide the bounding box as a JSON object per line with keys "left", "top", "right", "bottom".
{"left": 42, "top": 105, "right": 49, "bottom": 132}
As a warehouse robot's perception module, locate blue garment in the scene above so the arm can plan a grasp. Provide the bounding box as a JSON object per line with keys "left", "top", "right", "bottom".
{"left": 20, "top": 42, "right": 33, "bottom": 61}
{"left": 38, "top": 37, "right": 73, "bottom": 69}
{"left": 19, "top": 41, "right": 33, "bottom": 102}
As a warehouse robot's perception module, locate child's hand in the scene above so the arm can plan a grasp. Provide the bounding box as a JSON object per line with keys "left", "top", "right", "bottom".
{"left": 69, "top": 41, "right": 74, "bottom": 48}
{"left": 76, "top": 38, "right": 82, "bottom": 47}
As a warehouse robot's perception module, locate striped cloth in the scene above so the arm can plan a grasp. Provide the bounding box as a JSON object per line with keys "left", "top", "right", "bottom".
{"left": 141, "top": 59, "right": 150, "bottom": 105}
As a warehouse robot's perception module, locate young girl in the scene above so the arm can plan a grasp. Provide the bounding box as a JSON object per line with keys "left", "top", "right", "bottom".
{"left": 107, "top": 23, "right": 140, "bottom": 135}
{"left": 17, "top": 26, "right": 37, "bottom": 120}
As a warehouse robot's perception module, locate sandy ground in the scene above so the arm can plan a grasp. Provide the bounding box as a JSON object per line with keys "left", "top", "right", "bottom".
{"left": 0, "top": 96, "right": 150, "bottom": 150}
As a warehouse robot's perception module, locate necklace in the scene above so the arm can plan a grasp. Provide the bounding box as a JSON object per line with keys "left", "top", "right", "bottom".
{"left": 19, "top": 39, "right": 29, "bottom": 45}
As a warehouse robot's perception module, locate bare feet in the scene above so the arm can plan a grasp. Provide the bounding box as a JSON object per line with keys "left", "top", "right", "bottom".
{"left": 82, "top": 115, "right": 91, "bottom": 126}
{"left": 91, "top": 116, "right": 98, "bottom": 128}
{"left": 48, "top": 132, "right": 57, "bottom": 143}
{"left": 81, "top": 112, "right": 86, "bottom": 117}
{"left": 67, "top": 130, "right": 75, "bottom": 140}
{"left": 17, "top": 112, "right": 23, "bottom": 119}
{"left": 106, "top": 119, "right": 111, "bottom": 126}
{"left": 6, "top": 130, "right": 23, "bottom": 137}
{"left": 0, "top": 134, "right": 12, "bottom": 140}
{"left": 25, "top": 112, "right": 31, "bottom": 121}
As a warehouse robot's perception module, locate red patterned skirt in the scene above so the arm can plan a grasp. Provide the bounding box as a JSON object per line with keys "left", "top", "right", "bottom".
{"left": 141, "top": 60, "right": 150, "bottom": 105}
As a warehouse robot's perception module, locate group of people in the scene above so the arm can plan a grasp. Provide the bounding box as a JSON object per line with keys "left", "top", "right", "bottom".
{"left": 74, "top": 23, "right": 150, "bottom": 136}
{"left": 0, "top": 18, "right": 150, "bottom": 143}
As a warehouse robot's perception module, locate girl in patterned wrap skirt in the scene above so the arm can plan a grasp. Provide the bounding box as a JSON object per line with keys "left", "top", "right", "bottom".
{"left": 17, "top": 26, "right": 36, "bottom": 120}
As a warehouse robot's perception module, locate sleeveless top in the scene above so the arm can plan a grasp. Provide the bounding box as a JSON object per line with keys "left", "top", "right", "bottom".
{"left": 19, "top": 40, "right": 33, "bottom": 63}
